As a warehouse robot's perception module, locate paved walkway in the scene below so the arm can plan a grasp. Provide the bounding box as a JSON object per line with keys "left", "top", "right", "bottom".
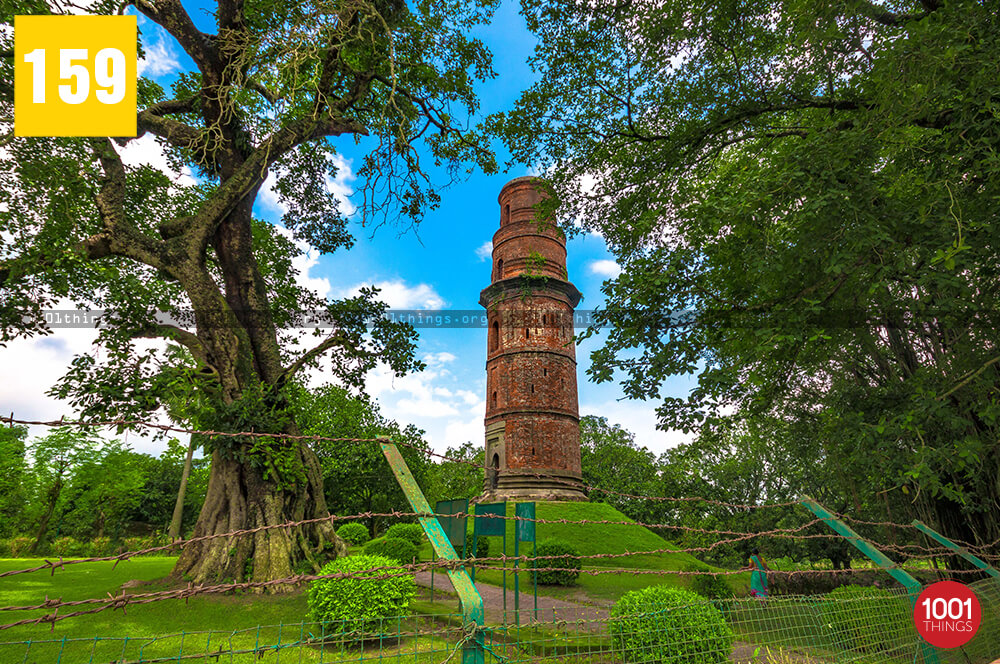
{"left": 413, "top": 570, "right": 608, "bottom": 631}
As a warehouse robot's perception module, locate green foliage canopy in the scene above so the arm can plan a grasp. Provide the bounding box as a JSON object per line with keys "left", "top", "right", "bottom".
{"left": 498, "top": 0, "right": 1000, "bottom": 547}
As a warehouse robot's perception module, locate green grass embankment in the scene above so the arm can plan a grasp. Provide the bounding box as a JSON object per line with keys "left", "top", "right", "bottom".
{"left": 421, "top": 501, "right": 748, "bottom": 602}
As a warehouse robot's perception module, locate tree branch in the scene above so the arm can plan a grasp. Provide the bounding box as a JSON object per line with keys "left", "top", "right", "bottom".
{"left": 849, "top": 0, "right": 929, "bottom": 27}
{"left": 131, "top": 323, "right": 213, "bottom": 369}
{"left": 130, "top": 0, "right": 220, "bottom": 74}
{"left": 90, "top": 139, "right": 170, "bottom": 270}
{"left": 279, "top": 333, "right": 351, "bottom": 385}
{"left": 136, "top": 110, "right": 203, "bottom": 150}
{"left": 191, "top": 115, "right": 368, "bottom": 248}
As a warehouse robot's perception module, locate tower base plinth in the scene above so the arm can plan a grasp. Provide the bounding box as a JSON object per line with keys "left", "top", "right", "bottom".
{"left": 478, "top": 469, "right": 588, "bottom": 503}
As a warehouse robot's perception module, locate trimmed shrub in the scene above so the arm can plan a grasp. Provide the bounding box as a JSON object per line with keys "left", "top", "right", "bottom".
{"left": 90, "top": 537, "right": 114, "bottom": 556}
{"left": 818, "top": 585, "right": 911, "bottom": 655}
{"left": 52, "top": 537, "right": 89, "bottom": 557}
{"left": 610, "top": 585, "right": 734, "bottom": 664}
{"left": 685, "top": 564, "right": 733, "bottom": 599}
{"left": 385, "top": 523, "right": 424, "bottom": 546}
{"left": 363, "top": 537, "right": 418, "bottom": 564}
{"left": 122, "top": 536, "right": 154, "bottom": 554}
{"left": 307, "top": 554, "right": 416, "bottom": 640}
{"left": 532, "top": 539, "right": 582, "bottom": 586}
{"left": 465, "top": 534, "right": 489, "bottom": 559}
{"left": 8, "top": 537, "right": 34, "bottom": 557}
{"left": 337, "top": 523, "right": 371, "bottom": 547}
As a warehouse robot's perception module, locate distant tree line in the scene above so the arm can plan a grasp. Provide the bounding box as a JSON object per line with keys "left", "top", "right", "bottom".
{"left": 0, "top": 425, "right": 209, "bottom": 550}
{"left": 0, "top": 386, "right": 483, "bottom": 554}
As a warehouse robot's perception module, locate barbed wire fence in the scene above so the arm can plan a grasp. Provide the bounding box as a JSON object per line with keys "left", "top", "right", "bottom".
{"left": 0, "top": 416, "right": 997, "bottom": 663}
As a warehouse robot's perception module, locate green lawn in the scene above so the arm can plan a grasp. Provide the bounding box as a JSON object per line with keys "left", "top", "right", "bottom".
{"left": 0, "top": 504, "right": 749, "bottom": 663}
{"left": 0, "top": 558, "right": 462, "bottom": 663}
{"left": 421, "top": 501, "right": 749, "bottom": 603}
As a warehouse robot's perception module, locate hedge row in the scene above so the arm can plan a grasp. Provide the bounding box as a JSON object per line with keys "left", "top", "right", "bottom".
{"left": 0, "top": 535, "right": 173, "bottom": 558}
{"left": 769, "top": 569, "right": 938, "bottom": 596}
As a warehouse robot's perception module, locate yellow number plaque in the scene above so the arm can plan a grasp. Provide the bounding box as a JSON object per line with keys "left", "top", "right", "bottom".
{"left": 15, "top": 15, "right": 137, "bottom": 137}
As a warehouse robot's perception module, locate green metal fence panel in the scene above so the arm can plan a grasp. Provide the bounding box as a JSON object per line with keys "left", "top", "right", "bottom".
{"left": 433, "top": 500, "right": 469, "bottom": 553}
{"left": 514, "top": 503, "right": 535, "bottom": 543}
{"left": 474, "top": 503, "right": 505, "bottom": 538}
{"left": 800, "top": 496, "right": 941, "bottom": 664}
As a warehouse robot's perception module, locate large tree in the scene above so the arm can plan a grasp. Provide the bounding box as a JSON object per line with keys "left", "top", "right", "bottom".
{"left": 498, "top": 0, "right": 1000, "bottom": 549}
{"left": 1, "top": 0, "right": 497, "bottom": 585}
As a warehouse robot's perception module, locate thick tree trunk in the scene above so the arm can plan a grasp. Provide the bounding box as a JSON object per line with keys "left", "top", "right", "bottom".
{"left": 172, "top": 443, "right": 345, "bottom": 589}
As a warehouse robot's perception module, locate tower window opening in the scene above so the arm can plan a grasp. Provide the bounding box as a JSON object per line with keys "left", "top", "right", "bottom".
{"left": 531, "top": 446, "right": 535, "bottom": 456}
{"left": 530, "top": 384, "right": 534, "bottom": 394}
{"left": 496, "top": 258, "right": 503, "bottom": 279}
{"left": 504, "top": 204, "right": 510, "bottom": 224}
{"left": 543, "top": 368, "right": 548, "bottom": 377}
{"left": 491, "top": 321, "right": 499, "bottom": 352}
{"left": 525, "top": 327, "right": 530, "bottom": 339}
{"left": 492, "top": 391, "right": 498, "bottom": 408}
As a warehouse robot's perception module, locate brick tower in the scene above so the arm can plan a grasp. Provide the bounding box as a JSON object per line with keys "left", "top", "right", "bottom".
{"left": 479, "top": 177, "right": 587, "bottom": 502}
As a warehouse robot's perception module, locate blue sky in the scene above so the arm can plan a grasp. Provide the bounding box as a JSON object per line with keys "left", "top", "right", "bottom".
{"left": 0, "top": 0, "right": 698, "bottom": 455}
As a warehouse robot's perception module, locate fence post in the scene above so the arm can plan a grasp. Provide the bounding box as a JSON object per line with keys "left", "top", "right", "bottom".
{"left": 911, "top": 520, "right": 1000, "bottom": 579}
{"left": 800, "top": 496, "right": 939, "bottom": 664}
{"left": 379, "top": 440, "right": 485, "bottom": 664}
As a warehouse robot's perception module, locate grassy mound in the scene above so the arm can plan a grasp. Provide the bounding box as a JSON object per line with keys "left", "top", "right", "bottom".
{"left": 459, "top": 501, "right": 744, "bottom": 601}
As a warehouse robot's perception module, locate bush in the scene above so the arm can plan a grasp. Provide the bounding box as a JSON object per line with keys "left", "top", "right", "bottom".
{"left": 532, "top": 539, "right": 582, "bottom": 586}
{"left": 465, "top": 534, "right": 490, "bottom": 559}
{"left": 121, "top": 535, "right": 170, "bottom": 555}
{"left": 385, "top": 523, "right": 424, "bottom": 546}
{"left": 308, "top": 554, "right": 416, "bottom": 639}
{"left": 90, "top": 537, "right": 114, "bottom": 556}
{"left": 52, "top": 537, "right": 89, "bottom": 557}
{"left": 685, "top": 564, "right": 733, "bottom": 599}
{"left": 610, "top": 585, "right": 734, "bottom": 664}
{"left": 818, "top": 585, "right": 911, "bottom": 655}
{"left": 8, "top": 536, "right": 34, "bottom": 557}
{"left": 364, "top": 537, "right": 418, "bottom": 564}
{"left": 337, "top": 523, "right": 371, "bottom": 547}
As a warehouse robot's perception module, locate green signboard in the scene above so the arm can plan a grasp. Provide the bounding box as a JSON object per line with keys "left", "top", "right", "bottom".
{"left": 475, "top": 502, "right": 506, "bottom": 537}
{"left": 435, "top": 499, "right": 469, "bottom": 549}
{"left": 515, "top": 502, "right": 535, "bottom": 542}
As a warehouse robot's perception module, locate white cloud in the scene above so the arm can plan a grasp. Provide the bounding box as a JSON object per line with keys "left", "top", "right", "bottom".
{"left": 579, "top": 400, "right": 693, "bottom": 455}
{"left": 443, "top": 416, "right": 484, "bottom": 448}
{"left": 0, "top": 313, "right": 180, "bottom": 455}
{"left": 363, "top": 359, "right": 485, "bottom": 451}
{"left": 366, "top": 363, "right": 458, "bottom": 419}
{"left": 475, "top": 241, "right": 493, "bottom": 262}
{"left": 589, "top": 259, "right": 622, "bottom": 278}
{"left": 423, "top": 351, "right": 457, "bottom": 366}
{"left": 340, "top": 280, "right": 447, "bottom": 309}
{"left": 118, "top": 135, "right": 196, "bottom": 186}
{"left": 137, "top": 26, "right": 181, "bottom": 78}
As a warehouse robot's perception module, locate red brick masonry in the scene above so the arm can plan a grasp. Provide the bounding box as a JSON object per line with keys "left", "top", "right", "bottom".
{"left": 479, "top": 177, "right": 588, "bottom": 501}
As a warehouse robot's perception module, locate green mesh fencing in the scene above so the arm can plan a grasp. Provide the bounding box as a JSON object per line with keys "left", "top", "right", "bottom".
{"left": 1, "top": 578, "right": 997, "bottom": 664}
